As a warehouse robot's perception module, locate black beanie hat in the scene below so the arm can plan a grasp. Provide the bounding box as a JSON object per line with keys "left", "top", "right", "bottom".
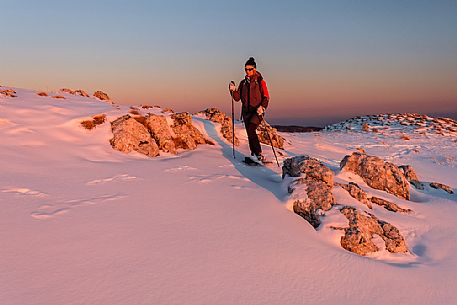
{"left": 245, "top": 57, "right": 256, "bottom": 68}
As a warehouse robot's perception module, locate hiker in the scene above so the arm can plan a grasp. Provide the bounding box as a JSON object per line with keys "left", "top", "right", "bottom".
{"left": 229, "top": 57, "right": 270, "bottom": 162}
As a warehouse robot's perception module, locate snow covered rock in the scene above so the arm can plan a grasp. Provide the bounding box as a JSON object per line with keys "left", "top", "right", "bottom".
{"left": 171, "top": 112, "right": 213, "bottom": 150}
{"left": 198, "top": 108, "right": 239, "bottom": 146}
{"left": 60, "top": 88, "right": 90, "bottom": 97}
{"left": 430, "top": 182, "right": 454, "bottom": 194}
{"left": 340, "top": 152, "right": 410, "bottom": 200}
{"left": 325, "top": 113, "right": 457, "bottom": 137}
{"left": 110, "top": 115, "right": 159, "bottom": 157}
{"left": 340, "top": 206, "right": 408, "bottom": 255}
{"left": 258, "top": 121, "right": 285, "bottom": 149}
{"left": 399, "top": 165, "right": 424, "bottom": 190}
{"left": 93, "top": 90, "right": 111, "bottom": 101}
{"left": 144, "top": 114, "right": 177, "bottom": 154}
{"left": 283, "top": 155, "right": 335, "bottom": 228}
{"left": 336, "top": 182, "right": 372, "bottom": 209}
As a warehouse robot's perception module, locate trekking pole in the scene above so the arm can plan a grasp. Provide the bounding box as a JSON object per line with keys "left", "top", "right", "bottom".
{"left": 262, "top": 119, "right": 280, "bottom": 167}
{"left": 231, "top": 95, "right": 235, "bottom": 159}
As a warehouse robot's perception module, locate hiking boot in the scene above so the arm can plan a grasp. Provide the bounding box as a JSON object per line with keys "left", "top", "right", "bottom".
{"left": 251, "top": 153, "right": 266, "bottom": 163}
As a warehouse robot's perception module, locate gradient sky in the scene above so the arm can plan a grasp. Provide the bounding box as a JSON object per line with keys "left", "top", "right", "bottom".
{"left": 1, "top": 0, "right": 456, "bottom": 126}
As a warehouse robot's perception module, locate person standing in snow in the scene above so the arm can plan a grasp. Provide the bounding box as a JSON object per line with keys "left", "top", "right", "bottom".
{"left": 229, "top": 57, "right": 270, "bottom": 162}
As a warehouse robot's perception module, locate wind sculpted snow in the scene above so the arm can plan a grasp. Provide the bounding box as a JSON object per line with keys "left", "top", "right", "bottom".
{"left": 1, "top": 86, "right": 456, "bottom": 305}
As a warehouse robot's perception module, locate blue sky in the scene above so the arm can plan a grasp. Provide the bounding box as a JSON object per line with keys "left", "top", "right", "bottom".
{"left": 2, "top": 0, "right": 456, "bottom": 126}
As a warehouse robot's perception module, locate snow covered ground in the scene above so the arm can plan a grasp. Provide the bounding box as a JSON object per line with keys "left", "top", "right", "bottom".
{"left": 1, "top": 86, "right": 456, "bottom": 305}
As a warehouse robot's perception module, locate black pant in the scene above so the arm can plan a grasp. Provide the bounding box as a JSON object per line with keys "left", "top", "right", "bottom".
{"left": 243, "top": 113, "right": 262, "bottom": 156}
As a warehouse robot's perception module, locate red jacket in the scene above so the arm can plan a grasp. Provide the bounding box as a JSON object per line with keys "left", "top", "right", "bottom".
{"left": 232, "top": 71, "right": 270, "bottom": 114}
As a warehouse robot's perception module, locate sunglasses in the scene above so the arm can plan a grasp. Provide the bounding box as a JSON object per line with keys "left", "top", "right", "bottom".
{"left": 245, "top": 67, "right": 255, "bottom": 72}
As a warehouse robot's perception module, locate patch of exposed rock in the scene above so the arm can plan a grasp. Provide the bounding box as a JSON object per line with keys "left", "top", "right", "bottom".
{"left": 336, "top": 182, "right": 372, "bottom": 209}
{"left": 399, "top": 165, "right": 424, "bottom": 190}
{"left": 110, "top": 112, "right": 214, "bottom": 157}
{"left": 61, "top": 88, "right": 90, "bottom": 97}
{"left": 258, "top": 121, "right": 285, "bottom": 149}
{"left": 144, "top": 114, "right": 177, "bottom": 154}
{"left": 325, "top": 113, "right": 457, "bottom": 137}
{"left": 370, "top": 196, "right": 412, "bottom": 213}
{"left": 340, "top": 206, "right": 408, "bottom": 255}
{"left": 430, "top": 182, "right": 454, "bottom": 194}
{"left": 110, "top": 115, "right": 159, "bottom": 157}
{"left": 81, "top": 114, "right": 106, "bottom": 130}
{"left": 0, "top": 89, "right": 17, "bottom": 97}
{"left": 283, "top": 155, "right": 335, "bottom": 228}
{"left": 198, "top": 108, "right": 239, "bottom": 146}
{"left": 93, "top": 90, "right": 111, "bottom": 101}
{"left": 171, "top": 112, "right": 214, "bottom": 150}
{"left": 340, "top": 152, "right": 410, "bottom": 200}
{"left": 336, "top": 182, "right": 412, "bottom": 213}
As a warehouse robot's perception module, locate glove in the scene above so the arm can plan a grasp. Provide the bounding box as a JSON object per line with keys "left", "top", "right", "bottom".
{"left": 229, "top": 81, "right": 236, "bottom": 92}
{"left": 257, "top": 105, "right": 265, "bottom": 116}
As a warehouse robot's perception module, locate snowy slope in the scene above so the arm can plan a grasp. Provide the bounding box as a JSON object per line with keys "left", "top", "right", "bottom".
{"left": 1, "top": 86, "right": 456, "bottom": 305}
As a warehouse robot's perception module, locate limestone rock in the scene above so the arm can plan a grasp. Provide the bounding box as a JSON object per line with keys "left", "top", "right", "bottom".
{"left": 340, "top": 206, "right": 408, "bottom": 255}
{"left": 336, "top": 182, "right": 372, "bottom": 209}
{"left": 399, "top": 165, "right": 424, "bottom": 190}
{"left": 93, "top": 90, "right": 111, "bottom": 101}
{"left": 370, "top": 196, "right": 412, "bottom": 213}
{"left": 144, "top": 114, "right": 177, "bottom": 154}
{"left": 430, "top": 182, "right": 454, "bottom": 194}
{"left": 284, "top": 155, "right": 335, "bottom": 228}
{"left": 110, "top": 115, "right": 159, "bottom": 157}
{"left": 81, "top": 114, "right": 106, "bottom": 130}
{"left": 199, "top": 108, "right": 239, "bottom": 146}
{"left": 0, "top": 89, "right": 17, "bottom": 97}
{"left": 171, "top": 112, "right": 213, "bottom": 150}
{"left": 61, "top": 88, "right": 90, "bottom": 97}
{"left": 283, "top": 155, "right": 334, "bottom": 186}
{"left": 340, "top": 152, "right": 410, "bottom": 200}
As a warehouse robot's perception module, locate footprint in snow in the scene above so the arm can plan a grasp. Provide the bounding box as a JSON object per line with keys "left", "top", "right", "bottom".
{"left": 1, "top": 187, "right": 47, "bottom": 198}
{"left": 30, "top": 193, "right": 126, "bottom": 220}
{"left": 188, "top": 174, "right": 250, "bottom": 184}
{"left": 86, "top": 174, "right": 137, "bottom": 186}
{"left": 164, "top": 166, "right": 197, "bottom": 173}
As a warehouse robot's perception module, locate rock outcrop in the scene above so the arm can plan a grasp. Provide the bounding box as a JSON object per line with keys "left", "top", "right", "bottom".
{"left": 283, "top": 155, "right": 335, "bottom": 228}
{"left": 144, "top": 114, "right": 177, "bottom": 154}
{"left": 109, "top": 112, "right": 214, "bottom": 157}
{"left": 61, "top": 88, "right": 90, "bottom": 97}
{"left": 336, "top": 182, "right": 411, "bottom": 213}
{"left": 340, "top": 152, "right": 410, "bottom": 200}
{"left": 336, "top": 182, "right": 372, "bottom": 209}
{"left": 325, "top": 113, "right": 457, "bottom": 137}
{"left": 340, "top": 206, "right": 408, "bottom": 255}
{"left": 93, "top": 90, "right": 111, "bottom": 101}
{"left": 0, "top": 89, "right": 17, "bottom": 97}
{"left": 198, "top": 108, "right": 239, "bottom": 146}
{"left": 171, "top": 112, "right": 213, "bottom": 150}
{"left": 258, "top": 121, "right": 285, "bottom": 149}
{"left": 430, "top": 182, "right": 454, "bottom": 194}
{"left": 399, "top": 165, "right": 424, "bottom": 190}
{"left": 81, "top": 114, "right": 106, "bottom": 130}
{"left": 110, "top": 115, "right": 159, "bottom": 157}
{"left": 370, "top": 196, "right": 412, "bottom": 213}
